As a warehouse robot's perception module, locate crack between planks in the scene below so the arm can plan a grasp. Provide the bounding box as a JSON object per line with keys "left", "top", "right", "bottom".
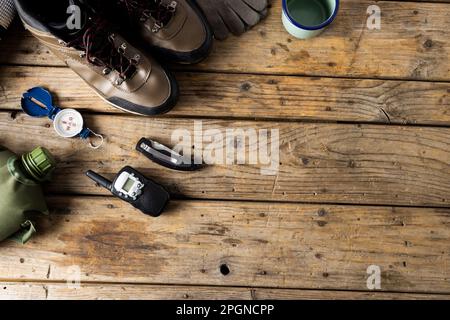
{"left": 1, "top": 62, "right": 450, "bottom": 84}
{"left": 44, "top": 193, "right": 450, "bottom": 210}
{"left": 2, "top": 108, "right": 450, "bottom": 129}
{"left": 1, "top": 279, "right": 450, "bottom": 297}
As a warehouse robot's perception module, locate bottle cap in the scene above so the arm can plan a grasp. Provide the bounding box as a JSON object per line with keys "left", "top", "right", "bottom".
{"left": 21, "top": 147, "right": 56, "bottom": 182}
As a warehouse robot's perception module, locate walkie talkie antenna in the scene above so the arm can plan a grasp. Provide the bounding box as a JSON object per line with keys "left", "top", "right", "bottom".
{"left": 86, "top": 170, "right": 113, "bottom": 191}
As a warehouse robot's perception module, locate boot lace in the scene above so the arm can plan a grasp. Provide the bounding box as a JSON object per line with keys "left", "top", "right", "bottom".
{"left": 68, "top": 17, "right": 138, "bottom": 83}
{"left": 117, "top": 0, "right": 177, "bottom": 32}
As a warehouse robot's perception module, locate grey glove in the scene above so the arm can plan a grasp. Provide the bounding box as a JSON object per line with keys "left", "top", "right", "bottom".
{"left": 195, "top": 0, "right": 269, "bottom": 40}
{"left": 0, "top": 0, "right": 16, "bottom": 38}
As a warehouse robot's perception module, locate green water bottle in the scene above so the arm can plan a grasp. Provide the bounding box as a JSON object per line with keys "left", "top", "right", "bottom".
{"left": 0, "top": 145, "right": 56, "bottom": 244}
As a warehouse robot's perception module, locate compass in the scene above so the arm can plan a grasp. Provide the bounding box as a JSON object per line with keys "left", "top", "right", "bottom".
{"left": 53, "top": 109, "right": 84, "bottom": 138}
{"left": 21, "top": 87, "right": 104, "bottom": 149}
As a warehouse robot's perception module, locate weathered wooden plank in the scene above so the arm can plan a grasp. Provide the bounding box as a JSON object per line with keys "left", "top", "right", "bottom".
{"left": 199, "top": 0, "right": 450, "bottom": 81}
{"left": 0, "top": 66, "right": 449, "bottom": 125}
{"left": 0, "top": 113, "right": 449, "bottom": 206}
{"left": 1, "top": 1, "right": 449, "bottom": 81}
{"left": 0, "top": 197, "right": 449, "bottom": 293}
{"left": 1, "top": 282, "right": 449, "bottom": 300}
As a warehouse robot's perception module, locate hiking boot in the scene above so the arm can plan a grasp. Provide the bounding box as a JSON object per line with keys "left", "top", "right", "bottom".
{"left": 14, "top": 0, "right": 179, "bottom": 116}
{"left": 91, "top": 0, "right": 213, "bottom": 64}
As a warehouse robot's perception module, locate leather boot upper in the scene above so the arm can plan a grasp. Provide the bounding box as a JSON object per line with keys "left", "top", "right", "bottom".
{"left": 97, "top": 0, "right": 213, "bottom": 64}
{"left": 133, "top": 0, "right": 207, "bottom": 53}
{"left": 14, "top": 0, "right": 178, "bottom": 116}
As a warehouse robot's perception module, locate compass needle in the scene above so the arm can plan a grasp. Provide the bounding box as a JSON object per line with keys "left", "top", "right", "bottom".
{"left": 30, "top": 97, "right": 49, "bottom": 110}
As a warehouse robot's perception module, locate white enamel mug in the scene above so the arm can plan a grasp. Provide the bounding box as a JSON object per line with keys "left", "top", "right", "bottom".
{"left": 282, "top": 0, "right": 339, "bottom": 39}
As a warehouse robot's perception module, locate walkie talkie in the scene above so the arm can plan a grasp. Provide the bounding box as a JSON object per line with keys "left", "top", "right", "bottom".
{"left": 86, "top": 166, "right": 170, "bottom": 217}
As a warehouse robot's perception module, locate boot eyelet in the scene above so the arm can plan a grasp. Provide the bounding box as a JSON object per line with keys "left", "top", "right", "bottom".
{"left": 79, "top": 52, "right": 86, "bottom": 58}
{"left": 152, "top": 23, "right": 163, "bottom": 33}
{"left": 58, "top": 39, "right": 67, "bottom": 46}
{"left": 115, "top": 78, "right": 125, "bottom": 86}
{"left": 168, "top": 1, "right": 178, "bottom": 12}
{"left": 130, "top": 54, "right": 141, "bottom": 65}
{"left": 102, "top": 68, "right": 111, "bottom": 75}
{"left": 118, "top": 43, "right": 127, "bottom": 54}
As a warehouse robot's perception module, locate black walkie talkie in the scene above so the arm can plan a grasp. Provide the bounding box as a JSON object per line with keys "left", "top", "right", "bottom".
{"left": 86, "top": 166, "right": 170, "bottom": 217}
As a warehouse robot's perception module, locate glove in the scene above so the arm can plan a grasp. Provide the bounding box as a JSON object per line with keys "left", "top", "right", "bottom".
{"left": 195, "top": 0, "right": 269, "bottom": 40}
{"left": 0, "top": 0, "right": 16, "bottom": 39}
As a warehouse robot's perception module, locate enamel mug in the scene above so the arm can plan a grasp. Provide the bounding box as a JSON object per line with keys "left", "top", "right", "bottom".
{"left": 282, "top": 0, "right": 339, "bottom": 39}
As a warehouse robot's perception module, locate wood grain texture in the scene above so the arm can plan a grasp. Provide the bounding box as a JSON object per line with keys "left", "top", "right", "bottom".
{"left": 1, "top": 1, "right": 449, "bottom": 81}
{"left": 0, "top": 197, "right": 449, "bottom": 293}
{"left": 0, "top": 113, "right": 449, "bottom": 207}
{"left": 1, "top": 0, "right": 449, "bottom": 300}
{"left": 1, "top": 282, "right": 450, "bottom": 300}
{"left": 0, "top": 66, "right": 449, "bottom": 125}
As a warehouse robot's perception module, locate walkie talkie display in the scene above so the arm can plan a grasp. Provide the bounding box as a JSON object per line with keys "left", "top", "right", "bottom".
{"left": 86, "top": 167, "right": 170, "bottom": 217}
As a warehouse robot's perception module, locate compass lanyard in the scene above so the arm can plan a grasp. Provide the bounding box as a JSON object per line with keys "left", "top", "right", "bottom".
{"left": 21, "top": 87, "right": 104, "bottom": 149}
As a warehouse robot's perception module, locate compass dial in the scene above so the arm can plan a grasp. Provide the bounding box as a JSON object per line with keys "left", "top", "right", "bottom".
{"left": 53, "top": 109, "right": 84, "bottom": 138}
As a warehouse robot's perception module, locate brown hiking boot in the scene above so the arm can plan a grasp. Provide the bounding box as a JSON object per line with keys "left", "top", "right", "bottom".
{"left": 14, "top": 0, "right": 178, "bottom": 116}
{"left": 95, "top": 0, "right": 213, "bottom": 64}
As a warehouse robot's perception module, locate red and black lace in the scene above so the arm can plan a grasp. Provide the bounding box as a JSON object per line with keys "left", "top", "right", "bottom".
{"left": 68, "top": 17, "right": 136, "bottom": 81}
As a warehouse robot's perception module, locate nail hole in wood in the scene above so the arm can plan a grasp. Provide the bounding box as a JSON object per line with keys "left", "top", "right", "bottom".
{"left": 220, "top": 264, "right": 230, "bottom": 276}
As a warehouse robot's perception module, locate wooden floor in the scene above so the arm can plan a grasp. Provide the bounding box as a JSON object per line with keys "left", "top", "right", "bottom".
{"left": 0, "top": 0, "right": 449, "bottom": 300}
